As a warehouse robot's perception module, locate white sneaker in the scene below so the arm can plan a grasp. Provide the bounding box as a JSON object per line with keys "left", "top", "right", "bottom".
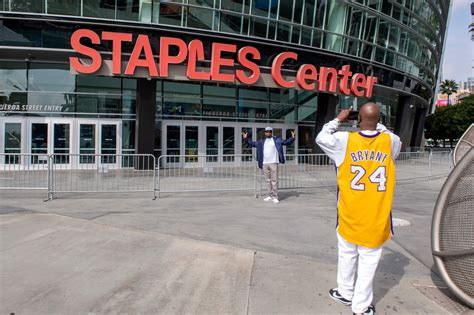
{"left": 272, "top": 198, "right": 279, "bottom": 204}
{"left": 263, "top": 196, "right": 272, "bottom": 201}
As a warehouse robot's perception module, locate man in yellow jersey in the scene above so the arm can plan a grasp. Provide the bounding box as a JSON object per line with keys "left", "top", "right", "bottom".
{"left": 316, "top": 103, "right": 401, "bottom": 315}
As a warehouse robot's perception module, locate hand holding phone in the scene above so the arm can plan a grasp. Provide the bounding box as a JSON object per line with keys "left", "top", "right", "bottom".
{"left": 348, "top": 110, "right": 359, "bottom": 121}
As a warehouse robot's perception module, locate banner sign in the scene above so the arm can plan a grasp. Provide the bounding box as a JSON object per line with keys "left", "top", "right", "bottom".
{"left": 70, "top": 29, "right": 378, "bottom": 97}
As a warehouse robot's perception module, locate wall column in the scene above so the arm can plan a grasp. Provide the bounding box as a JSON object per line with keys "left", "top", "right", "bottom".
{"left": 314, "top": 93, "right": 338, "bottom": 153}
{"left": 410, "top": 107, "right": 427, "bottom": 148}
{"left": 394, "top": 96, "right": 416, "bottom": 151}
{"left": 135, "top": 78, "right": 157, "bottom": 169}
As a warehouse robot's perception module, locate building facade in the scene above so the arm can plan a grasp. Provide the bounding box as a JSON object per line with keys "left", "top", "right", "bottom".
{"left": 0, "top": 0, "right": 451, "bottom": 168}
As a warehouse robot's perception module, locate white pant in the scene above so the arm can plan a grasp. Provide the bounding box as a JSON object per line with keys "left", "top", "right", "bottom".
{"left": 336, "top": 232, "right": 383, "bottom": 313}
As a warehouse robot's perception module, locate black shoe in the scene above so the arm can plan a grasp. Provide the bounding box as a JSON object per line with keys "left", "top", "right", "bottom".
{"left": 353, "top": 305, "right": 376, "bottom": 314}
{"left": 328, "top": 288, "right": 352, "bottom": 306}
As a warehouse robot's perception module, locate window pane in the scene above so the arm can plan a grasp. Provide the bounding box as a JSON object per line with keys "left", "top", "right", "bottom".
{"left": 117, "top": 0, "right": 141, "bottom": 21}
{"left": 155, "top": 1, "right": 182, "bottom": 26}
{"left": 122, "top": 120, "right": 135, "bottom": 150}
{"left": 0, "top": 61, "right": 27, "bottom": 92}
{"left": 186, "top": 7, "right": 213, "bottom": 30}
{"left": 27, "top": 92, "right": 76, "bottom": 113}
{"left": 185, "top": 125, "right": 198, "bottom": 161}
{"left": 241, "top": 127, "right": 252, "bottom": 161}
{"left": 285, "top": 128, "right": 295, "bottom": 155}
{"left": 53, "top": 123, "right": 70, "bottom": 164}
{"left": 77, "top": 75, "right": 121, "bottom": 94}
{"left": 28, "top": 63, "right": 75, "bottom": 92}
{"left": 297, "top": 125, "right": 315, "bottom": 154}
{"left": 223, "top": 127, "right": 235, "bottom": 156}
{"left": 47, "top": 0, "right": 80, "bottom": 15}
{"left": 101, "top": 124, "right": 117, "bottom": 163}
{"left": 5, "top": 123, "right": 22, "bottom": 154}
{"left": 220, "top": 12, "right": 243, "bottom": 34}
{"left": 163, "top": 81, "right": 201, "bottom": 118}
{"left": 122, "top": 78, "right": 136, "bottom": 115}
{"left": 206, "top": 126, "right": 218, "bottom": 156}
{"left": 31, "top": 123, "right": 48, "bottom": 158}
{"left": 222, "top": 0, "right": 243, "bottom": 12}
{"left": 10, "top": 0, "right": 44, "bottom": 13}
{"left": 83, "top": 0, "right": 116, "bottom": 19}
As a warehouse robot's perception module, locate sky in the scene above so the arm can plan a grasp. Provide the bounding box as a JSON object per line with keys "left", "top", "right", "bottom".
{"left": 441, "top": 0, "right": 473, "bottom": 82}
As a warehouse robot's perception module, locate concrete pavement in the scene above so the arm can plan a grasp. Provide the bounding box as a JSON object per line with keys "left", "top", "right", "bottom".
{"left": 1, "top": 178, "right": 472, "bottom": 314}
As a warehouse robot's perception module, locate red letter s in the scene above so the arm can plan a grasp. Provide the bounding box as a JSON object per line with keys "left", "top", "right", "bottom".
{"left": 236, "top": 46, "right": 261, "bottom": 85}
{"left": 69, "top": 29, "right": 102, "bottom": 74}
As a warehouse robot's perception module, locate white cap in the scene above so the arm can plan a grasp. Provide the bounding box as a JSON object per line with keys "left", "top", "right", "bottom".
{"left": 265, "top": 127, "right": 273, "bottom": 131}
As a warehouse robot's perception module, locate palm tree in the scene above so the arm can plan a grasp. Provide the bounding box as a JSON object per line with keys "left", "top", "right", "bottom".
{"left": 439, "top": 80, "right": 459, "bottom": 105}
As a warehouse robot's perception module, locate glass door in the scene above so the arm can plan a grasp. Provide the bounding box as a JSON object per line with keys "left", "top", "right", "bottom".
{"left": 241, "top": 126, "right": 253, "bottom": 162}
{"left": 3, "top": 122, "right": 22, "bottom": 164}
{"left": 53, "top": 123, "right": 71, "bottom": 165}
{"left": 30, "top": 122, "right": 49, "bottom": 164}
{"left": 165, "top": 124, "right": 181, "bottom": 166}
{"left": 100, "top": 123, "right": 119, "bottom": 165}
{"left": 184, "top": 125, "right": 199, "bottom": 163}
{"left": 79, "top": 123, "right": 96, "bottom": 164}
{"left": 222, "top": 126, "right": 235, "bottom": 163}
{"left": 162, "top": 122, "right": 200, "bottom": 167}
{"left": 206, "top": 126, "right": 219, "bottom": 162}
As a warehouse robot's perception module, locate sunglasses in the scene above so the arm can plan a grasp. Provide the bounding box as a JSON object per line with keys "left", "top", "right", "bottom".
{"left": 265, "top": 130, "right": 272, "bottom": 133}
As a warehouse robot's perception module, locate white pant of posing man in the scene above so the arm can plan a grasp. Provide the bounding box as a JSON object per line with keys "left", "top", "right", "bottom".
{"left": 263, "top": 163, "right": 278, "bottom": 199}
{"left": 336, "top": 232, "right": 383, "bottom": 313}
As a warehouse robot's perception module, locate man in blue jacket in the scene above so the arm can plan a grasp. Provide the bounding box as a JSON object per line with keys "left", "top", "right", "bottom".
{"left": 243, "top": 127, "right": 295, "bottom": 203}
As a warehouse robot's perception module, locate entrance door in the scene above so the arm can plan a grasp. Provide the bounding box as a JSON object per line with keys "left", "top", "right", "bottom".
{"left": 162, "top": 122, "right": 200, "bottom": 167}
{"left": 164, "top": 124, "right": 181, "bottom": 166}
{"left": 205, "top": 124, "right": 236, "bottom": 163}
{"left": 28, "top": 119, "right": 73, "bottom": 166}
{"left": 184, "top": 124, "right": 199, "bottom": 164}
{"left": 205, "top": 125, "right": 219, "bottom": 163}
{"left": 162, "top": 121, "right": 297, "bottom": 167}
{"left": 77, "top": 121, "right": 120, "bottom": 167}
{"left": 2, "top": 120, "right": 23, "bottom": 164}
{"left": 100, "top": 123, "right": 119, "bottom": 165}
{"left": 53, "top": 123, "right": 71, "bottom": 165}
{"left": 79, "top": 123, "right": 96, "bottom": 164}
{"left": 30, "top": 121, "right": 49, "bottom": 165}
{"left": 222, "top": 125, "right": 236, "bottom": 163}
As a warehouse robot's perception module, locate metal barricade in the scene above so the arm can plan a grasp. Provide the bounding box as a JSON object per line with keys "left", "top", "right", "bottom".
{"left": 0, "top": 151, "right": 456, "bottom": 199}
{"left": 429, "top": 150, "right": 453, "bottom": 177}
{"left": 395, "top": 151, "right": 431, "bottom": 181}
{"left": 0, "top": 153, "right": 50, "bottom": 193}
{"left": 267, "top": 154, "right": 336, "bottom": 190}
{"left": 48, "top": 154, "right": 156, "bottom": 200}
{"left": 156, "top": 154, "right": 257, "bottom": 198}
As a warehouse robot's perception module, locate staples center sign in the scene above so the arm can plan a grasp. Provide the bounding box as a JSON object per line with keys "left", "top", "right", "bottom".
{"left": 70, "top": 29, "right": 378, "bottom": 97}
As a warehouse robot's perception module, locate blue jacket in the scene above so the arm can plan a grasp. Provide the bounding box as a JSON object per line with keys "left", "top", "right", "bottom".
{"left": 245, "top": 136, "right": 295, "bottom": 169}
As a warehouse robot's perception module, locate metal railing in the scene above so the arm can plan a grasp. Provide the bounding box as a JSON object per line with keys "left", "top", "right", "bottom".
{"left": 271, "top": 154, "right": 336, "bottom": 189}
{"left": 0, "top": 150, "right": 453, "bottom": 199}
{"left": 0, "top": 154, "right": 50, "bottom": 192}
{"left": 395, "top": 151, "right": 452, "bottom": 180}
{"left": 48, "top": 154, "right": 156, "bottom": 200}
{"left": 156, "top": 154, "right": 258, "bottom": 198}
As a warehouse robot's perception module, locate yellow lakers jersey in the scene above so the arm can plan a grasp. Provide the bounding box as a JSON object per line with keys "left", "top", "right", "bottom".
{"left": 337, "top": 131, "right": 396, "bottom": 248}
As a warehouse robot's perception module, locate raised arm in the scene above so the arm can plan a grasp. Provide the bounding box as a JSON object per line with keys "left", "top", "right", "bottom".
{"left": 242, "top": 132, "right": 258, "bottom": 148}
{"left": 282, "top": 130, "right": 296, "bottom": 145}
{"left": 315, "top": 108, "right": 350, "bottom": 167}
{"left": 376, "top": 123, "right": 402, "bottom": 159}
